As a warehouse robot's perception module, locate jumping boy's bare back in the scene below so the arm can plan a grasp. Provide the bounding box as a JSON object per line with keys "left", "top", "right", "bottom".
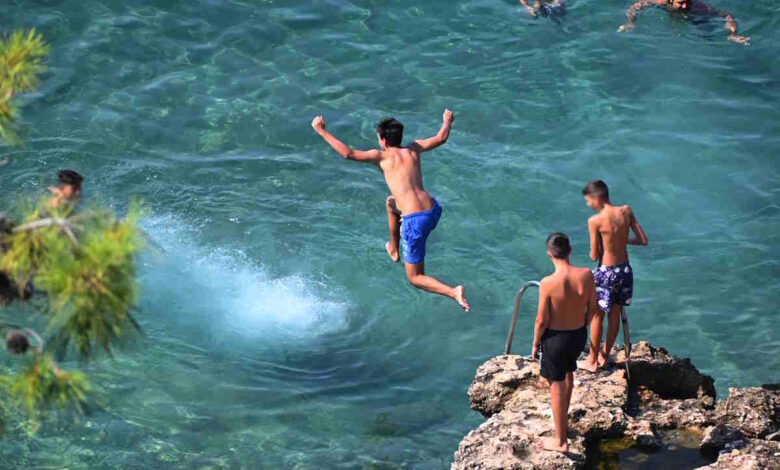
{"left": 311, "top": 110, "right": 469, "bottom": 311}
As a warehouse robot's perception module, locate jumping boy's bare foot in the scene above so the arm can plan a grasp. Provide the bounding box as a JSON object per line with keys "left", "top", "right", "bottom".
{"left": 385, "top": 242, "right": 400, "bottom": 262}
{"left": 454, "top": 285, "right": 470, "bottom": 312}
{"left": 541, "top": 437, "right": 568, "bottom": 453}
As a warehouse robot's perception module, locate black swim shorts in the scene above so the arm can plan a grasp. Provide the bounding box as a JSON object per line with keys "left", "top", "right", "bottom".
{"left": 540, "top": 326, "right": 587, "bottom": 382}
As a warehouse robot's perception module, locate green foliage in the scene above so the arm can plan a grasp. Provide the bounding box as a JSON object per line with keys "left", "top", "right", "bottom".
{"left": 0, "top": 201, "right": 65, "bottom": 292}
{"left": 1, "top": 201, "right": 144, "bottom": 433}
{"left": 2, "top": 202, "right": 144, "bottom": 360}
{"left": 40, "top": 206, "right": 144, "bottom": 359}
{"left": 0, "top": 29, "right": 49, "bottom": 144}
{"left": 2, "top": 354, "right": 90, "bottom": 416}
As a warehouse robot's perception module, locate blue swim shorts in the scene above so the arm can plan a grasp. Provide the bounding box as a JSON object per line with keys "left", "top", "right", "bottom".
{"left": 592, "top": 263, "right": 634, "bottom": 313}
{"left": 401, "top": 200, "right": 442, "bottom": 265}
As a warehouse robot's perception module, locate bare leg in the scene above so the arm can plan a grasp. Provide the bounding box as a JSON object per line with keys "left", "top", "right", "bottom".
{"left": 603, "top": 305, "right": 622, "bottom": 363}
{"left": 405, "top": 262, "right": 469, "bottom": 312}
{"left": 581, "top": 311, "right": 604, "bottom": 372}
{"left": 542, "top": 379, "right": 570, "bottom": 453}
{"left": 564, "top": 371, "right": 574, "bottom": 411}
{"left": 385, "top": 196, "right": 401, "bottom": 262}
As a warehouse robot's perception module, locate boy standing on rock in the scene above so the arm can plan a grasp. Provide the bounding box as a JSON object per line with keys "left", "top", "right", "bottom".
{"left": 580, "top": 180, "right": 648, "bottom": 372}
{"left": 532, "top": 233, "right": 598, "bottom": 452}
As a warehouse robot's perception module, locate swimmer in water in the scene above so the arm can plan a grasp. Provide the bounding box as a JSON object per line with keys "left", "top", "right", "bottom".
{"left": 311, "top": 110, "right": 469, "bottom": 312}
{"left": 519, "top": 0, "right": 566, "bottom": 19}
{"left": 618, "top": 0, "right": 750, "bottom": 45}
{"left": 48, "top": 169, "right": 83, "bottom": 209}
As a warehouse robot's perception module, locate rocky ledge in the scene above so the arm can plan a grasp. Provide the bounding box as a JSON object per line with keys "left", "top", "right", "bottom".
{"left": 452, "top": 342, "right": 779, "bottom": 469}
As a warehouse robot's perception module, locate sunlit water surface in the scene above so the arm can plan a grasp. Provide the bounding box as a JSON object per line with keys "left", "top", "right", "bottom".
{"left": 1, "top": 0, "right": 778, "bottom": 468}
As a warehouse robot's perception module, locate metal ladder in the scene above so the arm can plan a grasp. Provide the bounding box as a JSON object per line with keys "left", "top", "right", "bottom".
{"left": 504, "top": 280, "right": 540, "bottom": 355}
{"left": 502, "top": 279, "right": 633, "bottom": 378}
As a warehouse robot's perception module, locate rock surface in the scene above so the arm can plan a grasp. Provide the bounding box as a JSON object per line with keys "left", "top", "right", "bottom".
{"left": 453, "top": 341, "right": 780, "bottom": 470}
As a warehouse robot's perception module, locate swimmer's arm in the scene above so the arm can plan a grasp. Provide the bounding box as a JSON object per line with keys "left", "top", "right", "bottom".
{"left": 626, "top": 208, "right": 649, "bottom": 246}
{"left": 409, "top": 109, "right": 455, "bottom": 153}
{"left": 587, "top": 217, "right": 601, "bottom": 262}
{"left": 714, "top": 8, "right": 750, "bottom": 44}
{"left": 532, "top": 281, "right": 551, "bottom": 359}
{"left": 619, "top": 0, "right": 665, "bottom": 31}
{"left": 311, "top": 116, "right": 382, "bottom": 163}
{"left": 518, "top": 0, "right": 536, "bottom": 17}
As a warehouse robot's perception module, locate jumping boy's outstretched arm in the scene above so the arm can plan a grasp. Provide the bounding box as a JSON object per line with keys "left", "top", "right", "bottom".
{"left": 626, "top": 207, "right": 649, "bottom": 246}
{"left": 311, "top": 116, "right": 381, "bottom": 163}
{"left": 408, "top": 109, "right": 455, "bottom": 153}
{"left": 618, "top": 0, "right": 665, "bottom": 32}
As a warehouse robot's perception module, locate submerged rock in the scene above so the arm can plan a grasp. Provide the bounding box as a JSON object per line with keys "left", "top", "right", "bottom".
{"left": 453, "top": 341, "right": 779, "bottom": 470}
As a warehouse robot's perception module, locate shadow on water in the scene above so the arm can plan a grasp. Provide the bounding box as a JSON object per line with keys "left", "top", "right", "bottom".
{"left": 585, "top": 430, "right": 717, "bottom": 470}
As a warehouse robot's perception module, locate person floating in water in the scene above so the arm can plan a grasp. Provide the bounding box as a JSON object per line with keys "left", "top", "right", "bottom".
{"left": 311, "top": 110, "right": 469, "bottom": 312}
{"left": 532, "top": 233, "right": 598, "bottom": 453}
{"left": 618, "top": 0, "right": 750, "bottom": 45}
{"left": 48, "top": 169, "right": 83, "bottom": 209}
{"left": 580, "top": 180, "right": 648, "bottom": 372}
{"left": 519, "top": 0, "right": 566, "bottom": 19}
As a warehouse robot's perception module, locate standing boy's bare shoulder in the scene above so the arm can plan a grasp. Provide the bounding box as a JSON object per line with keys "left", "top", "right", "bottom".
{"left": 588, "top": 213, "right": 602, "bottom": 229}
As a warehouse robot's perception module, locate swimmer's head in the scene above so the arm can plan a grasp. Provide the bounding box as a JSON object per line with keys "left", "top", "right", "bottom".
{"left": 57, "top": 169, "right": 84, "bottom": 200}
{"left": 6, "top": 330, "right": 30, "bottom": 355}
{"left": 546, "top": 232, "right": 571, "bottom": 260}
{"left": 583, "top": 180, "right": 609, "bottom": 210}
{"left": 377, "top": 118, "right": 404, "bottom": 149}
{"left": 668, "top": 0, "right": 691, "bottom": 11}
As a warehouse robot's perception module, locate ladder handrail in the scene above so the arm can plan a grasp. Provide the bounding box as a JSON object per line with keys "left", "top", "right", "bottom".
{"left": 504, "top": 280, "right": 541, "bottom": 355}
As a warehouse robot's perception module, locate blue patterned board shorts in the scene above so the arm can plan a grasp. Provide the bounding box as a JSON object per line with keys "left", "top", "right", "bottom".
{"left": 592, "top": 263, "right": 633, "bottom": 313}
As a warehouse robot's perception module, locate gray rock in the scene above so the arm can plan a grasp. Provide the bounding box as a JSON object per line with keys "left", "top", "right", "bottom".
{"left": 713, "top": 385, "right": 780, "bottom": 439}
{"left": 455, "top": 342, "right": 779, "bottom": 469}
{"left": 700, "top": 424, "right": 746, "bottom": 454}
{"left": 696, "top": 439, "right": 780, "bottom": 470}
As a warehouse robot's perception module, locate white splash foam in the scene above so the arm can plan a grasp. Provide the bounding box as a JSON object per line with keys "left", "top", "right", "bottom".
{"left": 139, "top": 214, "right": 348, "bottom": 338}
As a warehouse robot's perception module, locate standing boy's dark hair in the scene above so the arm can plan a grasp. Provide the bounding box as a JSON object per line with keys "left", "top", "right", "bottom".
{"left": 377, "top": 118, "right": 404, "bottom": 147}
{"left": 546, "top": 232, "right": 572, "bottom": 259}
{"left": 582, "top": 180, "right": 609, "bottom": 200}
{"left": 58, "top": 169, "right": 84, "bottom": 190}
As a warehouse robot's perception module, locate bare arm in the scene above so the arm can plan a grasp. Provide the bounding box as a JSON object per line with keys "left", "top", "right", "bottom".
{"left": 532, "top": 280, "right": 551, "bottom": 359}
{"left": 587, "top": 217, "right": 602, "bottom": 262}
{"left": 626, "top": 208, "right": 649, "bottom": 246}
{"left": 619, "top": 0, "right": 665, "bottom": 32}
{"left": 311, "top": 116, "right": 381, "bottom": 163}
{"left": 585, "top": 274, "right": 598, "bottom": 326}
{"left": 518, "top": 0, "right": 537, "bottom": 17}
{"left": 714, "top": 8, "right": 750, "bottom": 45}
{"left": 409, "top": 109, "right": 455, "bottom": 153}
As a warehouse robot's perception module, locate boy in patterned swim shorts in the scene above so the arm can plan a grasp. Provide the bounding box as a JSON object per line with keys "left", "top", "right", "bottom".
{"left": 580, "top": 180, "right": 649, "bottom": 372}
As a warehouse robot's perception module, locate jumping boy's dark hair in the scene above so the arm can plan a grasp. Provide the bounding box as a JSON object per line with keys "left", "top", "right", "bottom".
{"left": 582, "top": 180, "right": 609, "bottom": 201}
{"left": 6, "top": 331, "right": 30, "bottom": 355}
{"left": 377, "top": 118, "right": 404, "bottom": 148}
{"left": 546, "top": 232, "right": 572, "bottom": 259}
{"left": 58, "top": 169, "right": 84, "bottom": 191}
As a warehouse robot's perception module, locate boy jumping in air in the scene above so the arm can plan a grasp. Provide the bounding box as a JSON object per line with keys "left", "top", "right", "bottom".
{"left": 532, "top": 233, "right": 598, "bottom": 453}
{"left": 580, "top": 180, "right": 648, "bottom": 372}
{"left": 311, "top": 110, "right": 469, "bottom": 312}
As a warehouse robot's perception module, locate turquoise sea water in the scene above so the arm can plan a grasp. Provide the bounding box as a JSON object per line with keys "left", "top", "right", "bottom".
{"left": 1, "top": 0, "right": 778, "bottom": 468}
